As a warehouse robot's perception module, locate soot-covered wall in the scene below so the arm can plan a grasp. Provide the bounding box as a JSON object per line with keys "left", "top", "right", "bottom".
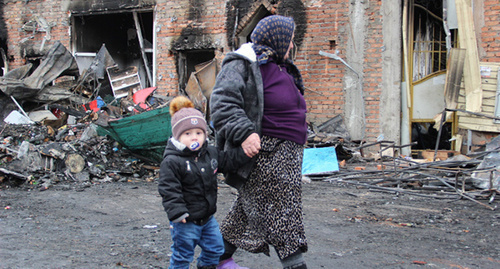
{"left": 224, "top": 0, "right": 307, "bottom": 50}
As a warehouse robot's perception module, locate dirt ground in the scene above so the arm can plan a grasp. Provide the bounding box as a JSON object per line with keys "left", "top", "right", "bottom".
{"left": 1, "top": 178, "right": 499, "bottom": 269}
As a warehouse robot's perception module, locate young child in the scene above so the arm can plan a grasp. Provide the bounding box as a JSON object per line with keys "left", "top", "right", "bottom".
{"left": 158, "top": 96, "right": 250, "bottom": 269}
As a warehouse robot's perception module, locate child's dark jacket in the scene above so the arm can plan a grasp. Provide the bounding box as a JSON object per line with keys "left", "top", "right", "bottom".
{"left": 158, "top": 138, "right": 249, "bottom": 223}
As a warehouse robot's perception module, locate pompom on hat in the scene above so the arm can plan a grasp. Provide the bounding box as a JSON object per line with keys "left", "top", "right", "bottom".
{"left": 169, "top": 96, "right": 207, "bottom": 140}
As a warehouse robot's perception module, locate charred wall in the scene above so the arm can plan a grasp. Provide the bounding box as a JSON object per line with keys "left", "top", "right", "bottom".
{"left": 169, "top": 1, "right": 218, "bottom": 94}
{"left": 224, "top": 0, "right": 307, "bottom": 49}
{"left": 275, "top": 0, "right": 307, "bottom": 48}
{"left": 187, "top": 0, "right": 204, "bottom": 21}
{"left": 225, "top": 0, "right": 254, "bottom": 49}
{"left": 172, "top": 26, "right": 214, "bottom": 51}
{"left": 171, "top": 0, "right": 213, "bottom": 51}
{"left": 0, "top": 1, "right": 8, "bottom": 74}
{"left": 0, "top": 2, "right": 7, "bottom": 52}
{"left": 68, "top": 0, "right": 156, "bottom": 14}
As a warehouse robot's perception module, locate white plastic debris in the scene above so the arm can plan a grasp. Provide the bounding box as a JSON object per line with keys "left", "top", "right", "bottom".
{"left": 28, "top": 110, "right": 58, "bottom": 122}
{"left": 4, "top": 111, "right": 34, "bottom": 124}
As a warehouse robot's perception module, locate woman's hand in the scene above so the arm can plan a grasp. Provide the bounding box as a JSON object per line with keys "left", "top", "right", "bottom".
{"left": 242, "top": 133, "right": 261, "bottom": 157}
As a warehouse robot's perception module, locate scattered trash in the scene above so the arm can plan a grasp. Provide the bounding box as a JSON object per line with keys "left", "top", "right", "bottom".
{"left": 471, "top": 152, "right": 500, "bottom": 190}
{"left": 0, "top": 39, "right": 498, "bottom": 215}
{"left": 4, "top": 111, "right": 33, "bottom": 125}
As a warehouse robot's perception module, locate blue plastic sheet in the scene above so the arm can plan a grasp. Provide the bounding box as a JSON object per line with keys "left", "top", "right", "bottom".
{"left": 302, "top": 146, "right": 339, "bottom": 175}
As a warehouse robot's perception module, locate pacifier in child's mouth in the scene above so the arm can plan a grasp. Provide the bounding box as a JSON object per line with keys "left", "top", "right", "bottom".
{"left": 189, "top": 141, "right": 200, "bottom": 150}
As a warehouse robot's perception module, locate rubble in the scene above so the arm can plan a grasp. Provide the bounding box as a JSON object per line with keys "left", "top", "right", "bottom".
{"left": 305, "top": 118, "right": 499, "bottom": 210}
{"left": 0, "top": 42, "right": 166, "bottom": 190}
{"left": 304, "top": 140, "right": 498, "bottom": 210}
{"left": 0, "top": 123, "right": 158, "bottom": 189}
{"left": 0, "top": 41, "right": 497, "bottom": 213}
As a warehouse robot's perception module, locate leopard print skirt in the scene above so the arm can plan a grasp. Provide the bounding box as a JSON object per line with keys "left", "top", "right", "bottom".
{"left": 220, "top": 135, "right": 308, "bottom": 260}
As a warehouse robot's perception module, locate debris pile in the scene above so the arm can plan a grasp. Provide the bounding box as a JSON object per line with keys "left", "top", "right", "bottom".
{"left": 0, "top": 123, "right": 158, "bottom": 190}
{"left": 0, "top": 42, "right": 170, "bottom": 189}
{"left": 304, "top": 138, "right": 499, "bottom": 210}
{"left": 0, "top": 41, "right": 498, "bottom": 212}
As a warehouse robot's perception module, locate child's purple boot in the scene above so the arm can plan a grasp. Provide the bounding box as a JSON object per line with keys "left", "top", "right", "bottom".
{"left": 216, "top": 258, "right": 249, "bottom": 269}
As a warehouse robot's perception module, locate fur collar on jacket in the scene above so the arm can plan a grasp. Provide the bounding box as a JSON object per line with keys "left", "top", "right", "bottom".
{"left": 234, "top": 43, "right": 257, "bottom": 62}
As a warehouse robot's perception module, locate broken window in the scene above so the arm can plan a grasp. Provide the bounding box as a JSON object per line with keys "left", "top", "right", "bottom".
{"left": 71, "top": 11, "right": 154, "bottom": 92}
{"left": 177, "top": 50, "right": 215, "bottom": 94}
{"left": 412, "top": 1, "right": 458, "bottom": 81}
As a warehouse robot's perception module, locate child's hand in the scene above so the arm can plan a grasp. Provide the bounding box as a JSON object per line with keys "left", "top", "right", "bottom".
{"left": 180, "top": 219, "right": 187, "bottom": 223}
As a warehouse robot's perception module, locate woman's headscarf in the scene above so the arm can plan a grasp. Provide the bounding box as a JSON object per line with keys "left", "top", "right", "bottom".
{"left": 250, "top": 15, "right": 305, "bottom": 94}
{"left": 251, "top": 15, "right": 295, "bottom": 64}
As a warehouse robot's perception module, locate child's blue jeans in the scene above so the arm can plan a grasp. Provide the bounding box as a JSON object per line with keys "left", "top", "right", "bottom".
{"left": 168, "top": 216, "right": 224, "bottom": 269}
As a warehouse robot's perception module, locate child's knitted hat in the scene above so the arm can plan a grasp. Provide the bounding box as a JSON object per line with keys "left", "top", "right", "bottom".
{"left": 170, "top": 96, "right": 207, "bottom": 140}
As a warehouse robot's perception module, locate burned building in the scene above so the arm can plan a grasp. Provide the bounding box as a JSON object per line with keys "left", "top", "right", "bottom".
{"left": 0, "top": 0, "right": 499, "bottom": 157}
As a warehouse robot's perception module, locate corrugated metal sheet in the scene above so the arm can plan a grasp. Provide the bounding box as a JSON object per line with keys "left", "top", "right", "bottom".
{"left": 96, "top": 105, "right": 171, "bottom": 163}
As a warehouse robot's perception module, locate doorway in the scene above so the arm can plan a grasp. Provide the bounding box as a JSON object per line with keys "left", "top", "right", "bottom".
{"left": 402, "top": 0, "right": 459, "bottom": 156}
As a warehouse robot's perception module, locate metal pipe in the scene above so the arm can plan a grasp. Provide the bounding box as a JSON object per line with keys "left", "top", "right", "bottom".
{"left": 319, "top": 50, "right": 360, "bottom": 79}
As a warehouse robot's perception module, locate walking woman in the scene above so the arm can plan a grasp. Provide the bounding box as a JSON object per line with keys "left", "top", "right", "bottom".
{"left": 210, "top": 15, "right": 308, "bottom": 269}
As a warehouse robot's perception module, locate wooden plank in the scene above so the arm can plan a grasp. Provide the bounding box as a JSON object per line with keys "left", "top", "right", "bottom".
{"left": 402, "top": 0, "right": 411, "bottom": 108}
{"left": 455, "top": 109, "right": 497, "bottom": 118}
{"left": 459, "top": 116, "right": 495, "bottom": 126}
{"left": 483, "top": 97, "right": 496, "bottom": 103}
{"left": 482, "top": 84, "right": 498, "bottom": 92}
{"left": 444, "top": 48, "right": 466, "bottom": 109}
{"left": 479, "top": 104, "right": 494, "bottom": 113}
{"left": 133, "top": 12, "right": 153, "bottom": 86}
{"left": 481, "top": 78, "right": 498, "bottom": 85}
{"left": 481, "top": 79, "right": 498, "bottom": 86}
{"left": 456, "top": 0, "right": 482, "bottom": 112}
{"left": 457, "top": 103, "right": 495, "bottom": 113}
{"left": 458, "top": 85, "right": 495, "bottom": 98}
{"left": 458, "top": 122, "right": 500, "bottom": 132}
{"left": 480, "top": 62, "right": 500, "bottom": 69}
{"left": 495, "top": 68, "right": 500, "bottom": 122}
{"left": 482, "top": 88, "right": 498, "bottom": 98}
{"left": 458, "top": 97, "right": 497, "bottom": 108}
